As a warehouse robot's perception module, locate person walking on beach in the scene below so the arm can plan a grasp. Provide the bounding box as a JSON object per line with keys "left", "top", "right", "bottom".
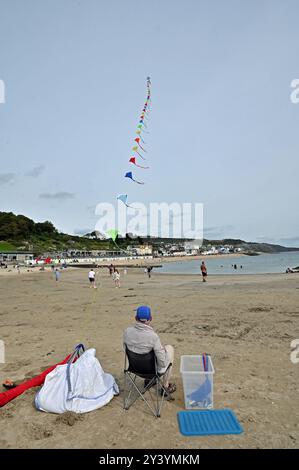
{"left": 113, "top": 268, "right": 120, "bottom": 288}
{"left": 147, "top": 266, "right": 153, "bottom": 278}
{"left": 88, "top": 268, "right": 96, "bottom": 288}
{"left": 123, "top": 306, "right": 176, "bottom": 396}
{"left": 108, "top": 264, "right": 114, "bottom": 276}
{"left": 201, "top": 261, "right": 207, "bottom": 282}
{"left": 55, "top": 269, "right": 60, "bottom": 282}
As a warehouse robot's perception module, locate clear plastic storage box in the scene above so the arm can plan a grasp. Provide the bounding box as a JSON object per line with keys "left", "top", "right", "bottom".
{"left": 180, "top": 355, "right": 215, "bottom": 409}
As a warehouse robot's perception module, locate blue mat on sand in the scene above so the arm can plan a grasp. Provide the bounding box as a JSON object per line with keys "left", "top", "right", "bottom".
{"left": 177, "top": 409, "right": 243, "bottom": 436}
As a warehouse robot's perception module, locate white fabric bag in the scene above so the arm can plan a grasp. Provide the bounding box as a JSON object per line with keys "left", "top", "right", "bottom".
{"left": 35, "top": 348, "right": 119, "bottom": 414}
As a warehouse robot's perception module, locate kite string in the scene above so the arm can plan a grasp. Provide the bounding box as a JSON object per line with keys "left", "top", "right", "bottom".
{"left": 116, "top": 78, "right": 152, "bottom": 238}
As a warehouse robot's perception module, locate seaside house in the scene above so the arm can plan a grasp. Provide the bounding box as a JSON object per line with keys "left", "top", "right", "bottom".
{"left": 0, "top": 251, "right": 34, "bottom": 263}
{"left": 135, "top": 244, "right": 153, "bottom": 256}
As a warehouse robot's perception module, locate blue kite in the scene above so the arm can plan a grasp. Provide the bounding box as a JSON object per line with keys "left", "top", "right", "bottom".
{"left": 125, "top": 171, "right": 144, "bottom": 185}
{"left": 117, "top": 194, "right": 135, "bottom": 208}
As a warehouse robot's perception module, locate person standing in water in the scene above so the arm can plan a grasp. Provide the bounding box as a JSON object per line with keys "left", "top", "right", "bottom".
{"left": 200, "top": 261, "right": 207, "bottom": 282}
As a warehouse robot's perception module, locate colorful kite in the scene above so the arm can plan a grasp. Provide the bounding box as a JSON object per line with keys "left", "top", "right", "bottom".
{"left": 125, "top": 171, "right": 144, "bottom": 185}
{"left": 129, "top": 157, "right": 149, "bottom": 169}
{"left": 134, "top": 137, "right": 147, "bottom": 153}
{"left": 107, "top": 228, "right": 128, "bottom": 252}
{"left": 132, "top": 145, "right": 146, "bottom": 160}
{"left": 137, "top": 124, "right": 149, "bottom": 134}
{"left": 117, "top": 194, "right": 135, "bottom": 208}
{"left": 109, "top": 77, "right": 151, "bottom": 245}
{"left": 107, "top": 229, "right": 119, "bottom": 242}
{"left": 139, "top": 119, "right": 148, "bottom": 128}
{"left": 136, "top": 130, "right": 146, "bottom": 144}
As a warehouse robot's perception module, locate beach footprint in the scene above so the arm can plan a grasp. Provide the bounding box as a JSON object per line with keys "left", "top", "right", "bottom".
{"left": 55, "top": 411, "right": 84, "bottom": 427}
{"left": 25, "top": 422, "right": 53, "bottom": 440}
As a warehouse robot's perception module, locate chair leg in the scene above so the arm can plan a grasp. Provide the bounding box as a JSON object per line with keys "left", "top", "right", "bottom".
{"left": 156, "top": 379, "right": 160, "bottom": 417}
{"left": 124, "top": 373, "right": 138, "bottom": 410}
{"left": 123, "top": 372, "right": 129, "bottom": 410}
{"left": 123, "top": 373, "right": 160, "bottom": 418}
{"left": 156, "top": 378, "right": 166, "bottom": 417}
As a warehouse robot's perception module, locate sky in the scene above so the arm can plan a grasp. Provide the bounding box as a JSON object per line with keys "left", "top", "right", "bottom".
{"left": 0, "top": 0, "right": 299, "bottom": 246}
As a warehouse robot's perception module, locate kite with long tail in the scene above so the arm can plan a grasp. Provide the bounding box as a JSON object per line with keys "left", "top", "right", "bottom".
{"left": 135, "top": 130, "right": 146, "bottom": 144}
{"left": 125, "top": 78, "right": 151, "bottom": 184}
{"left": 134, "top": 137, "right": 147, "bottom": 153}
{"left": 125, "top": 171, "right": 144, "bottom": 185}
{"left": 132, "top": 145, "right": 146, "bottom": 160}
{"left": 117, "top": 194, "right": 135, "bottom": 208}
{"left": 137, "top": 123, "right": 149, "bottom": 134}
{"left": 129, "top": 157, "right": 149, "bottom": 169}
{"left": 107, "top": 229, "right": 128, "bottom": 253}
{"left": 107, "top": 78, "right": 152, "bottom": 245}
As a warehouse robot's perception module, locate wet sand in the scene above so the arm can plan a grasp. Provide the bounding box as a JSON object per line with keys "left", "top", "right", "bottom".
{"left": 0, "top": 268, "right": 299, "bottom": 448}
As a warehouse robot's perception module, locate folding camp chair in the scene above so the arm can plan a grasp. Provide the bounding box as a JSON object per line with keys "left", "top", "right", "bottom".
{"left": 123, "top": 346, "right": 172, "bottom": 418}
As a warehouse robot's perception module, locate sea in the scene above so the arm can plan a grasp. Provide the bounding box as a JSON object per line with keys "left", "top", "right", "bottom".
{"left": 159, "top": 251, "right": 299, "bottom": 275}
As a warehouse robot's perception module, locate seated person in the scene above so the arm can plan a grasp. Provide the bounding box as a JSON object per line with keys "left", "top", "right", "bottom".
{"left": 123, "top": 305, "right": 176, "bottom": 395}
{"left": 286, "top": 267, "right": 294, "bottom": 273}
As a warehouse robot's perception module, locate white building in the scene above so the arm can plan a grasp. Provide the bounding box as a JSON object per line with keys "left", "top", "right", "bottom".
{"left": 0, "top": 252, "right": 34, "bottom": 263}
{"left": 135, "top": 245, "right": 153, "bottom": 256}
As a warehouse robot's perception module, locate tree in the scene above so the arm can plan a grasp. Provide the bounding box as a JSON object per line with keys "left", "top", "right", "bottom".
{"left": 35, "top": 221, "right": 57, "bottom": 235}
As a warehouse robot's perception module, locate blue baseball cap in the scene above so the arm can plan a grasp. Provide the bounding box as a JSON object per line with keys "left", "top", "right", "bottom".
{"left": 136, "top": 305, "right": 152, "bottom": 321}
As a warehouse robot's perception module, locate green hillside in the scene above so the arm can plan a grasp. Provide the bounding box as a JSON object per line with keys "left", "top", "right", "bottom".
{"left": 0, "top": 241, "right": 17, "bottom": 251}
{"left": 1, "top": 211, "right": 298, "bottom": 255}
{"left": 0, "top": 212, "right": 122, "bottom": 253}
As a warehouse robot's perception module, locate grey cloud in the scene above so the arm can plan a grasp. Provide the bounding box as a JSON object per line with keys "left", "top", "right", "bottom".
{"left": 26, "top": 165, "right": 46, "bottom": 178}
{"left": 0, "top": 173, "right": 16, "bottom": 185}
{"left": 39, "top": 192, "right": 75, "bottom": 201}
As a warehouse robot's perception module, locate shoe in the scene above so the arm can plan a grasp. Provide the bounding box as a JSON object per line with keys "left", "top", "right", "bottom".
{"left": 161, "top": 383, "right": 176, "bottom": 396}
{"left": 2, "top": 379, "right": 16, "bottom": 390}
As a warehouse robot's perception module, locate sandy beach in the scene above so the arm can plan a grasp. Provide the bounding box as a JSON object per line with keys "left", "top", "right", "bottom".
{"left": 0, "top": 267, "right": 299, "bottom": 449}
